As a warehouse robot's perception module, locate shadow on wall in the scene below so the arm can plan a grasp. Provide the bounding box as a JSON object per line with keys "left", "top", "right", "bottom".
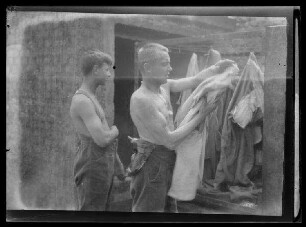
{"left": 18, "top": 21, "right": 80, "bottom": 210}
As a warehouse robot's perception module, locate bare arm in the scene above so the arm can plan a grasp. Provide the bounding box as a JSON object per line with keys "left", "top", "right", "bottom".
{"left": 131, "top": 96, "right": 208, "bottom": 149}
{"left": 168, "top": 59, "right": 236, "bottom": 93}
{"left": 167, "top": 66, "right": 215, "bottom": 93}
{"left": 72, "top": 96, "right": 118, "bottom": 148}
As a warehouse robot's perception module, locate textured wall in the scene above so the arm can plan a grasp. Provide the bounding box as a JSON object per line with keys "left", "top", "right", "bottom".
{"left": 7, "top": 44, "right": 25, "bottom": 210}
{"left": 211, "top": 29, "right": 266, "bottom": 72}
{"left": 211, "top": 30, "right": 265, "bottom": 55}
{"left": 8, "top": 16, "right": 115, "bottom": 210}
{"left": 262, "top": 25, "right": 287, "bottom": 216}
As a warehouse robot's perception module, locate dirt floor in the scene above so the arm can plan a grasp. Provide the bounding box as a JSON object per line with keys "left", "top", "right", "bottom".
{"left": 109, "top": 198, "right": 247, "bottom": 214}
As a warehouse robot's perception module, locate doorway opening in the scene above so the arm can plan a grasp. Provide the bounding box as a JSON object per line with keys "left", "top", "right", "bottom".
{"left": 114, "top": 36, "right": 136, "bottom": 167}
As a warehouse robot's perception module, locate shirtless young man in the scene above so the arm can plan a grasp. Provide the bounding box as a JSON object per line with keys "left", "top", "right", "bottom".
{"left": 129, "top": 43, "right": 234, "bottom": 212}
{"left": 70, "top": 50, "right": 125, "bottom": 211}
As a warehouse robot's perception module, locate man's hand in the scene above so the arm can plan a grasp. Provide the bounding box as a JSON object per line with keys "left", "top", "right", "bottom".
{"left": 213, "top": 59, "right": 236, "bottom": 74}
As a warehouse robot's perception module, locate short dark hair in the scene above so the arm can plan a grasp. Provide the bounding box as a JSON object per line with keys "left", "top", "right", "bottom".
{"left": 81, "top": 50, "right": 113, "bottom": 76}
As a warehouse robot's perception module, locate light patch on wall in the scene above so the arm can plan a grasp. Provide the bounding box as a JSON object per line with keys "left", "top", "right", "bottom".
{"left": 6, "top": 44, "right": 26, "bottom": 210}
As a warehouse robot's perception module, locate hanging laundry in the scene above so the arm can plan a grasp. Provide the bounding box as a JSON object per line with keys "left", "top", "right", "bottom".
{"left": 213, "top": 52, "right": 264, "bottom": 189}
{"left": 214, "top": 89, "right": 236, "bottom": 153}
{"left": 174, "top": 48, "right": 233, "bottom": 127}
{"left": 176, "top": 53, "right": 199, "bottom": 107}
{"left": 204, "top": 48, "right": 222, "bottom": 68}
{"left": 197, "top": 54, "right": 206, "bottom": 72}
{"left": 199, "top": 48, "right": 223, "bottom": 180}
{"left": 230, "top": 64, "right": 264, "bottom": 129}
{"left": 168, "top": 61, "right": 239, "bottom": 201}
{"left": 175, "top": 63, "right": 240, "bottom": 127}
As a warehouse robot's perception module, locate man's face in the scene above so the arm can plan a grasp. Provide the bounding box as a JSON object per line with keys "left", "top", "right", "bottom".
{"left": 95, "top": 62, "right": 112, "bottom": 85}
{"left": 149, "top": 51, "right": 172, "bottom": 84}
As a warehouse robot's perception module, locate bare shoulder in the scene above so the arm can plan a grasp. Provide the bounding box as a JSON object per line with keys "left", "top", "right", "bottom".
{"left": 131, "top": 88, "right": 149, "bottom": 105}
{"left": 130, "top": 88, "right": 155, "bottom": 114}
{"left": 70, "top": 94, "right": 94, "bottom": 116}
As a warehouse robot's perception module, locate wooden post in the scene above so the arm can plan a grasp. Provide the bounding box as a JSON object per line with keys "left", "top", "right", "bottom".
{"left": 262, "top": 25, "right": 287, "bottom": 216}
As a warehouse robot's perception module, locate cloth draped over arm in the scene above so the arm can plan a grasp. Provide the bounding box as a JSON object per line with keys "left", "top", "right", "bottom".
{"left": 213, "top": 52, "right": 264, "bottom": 188}
{"left": 168, "top": 56, "right": 239, "bottom": 201}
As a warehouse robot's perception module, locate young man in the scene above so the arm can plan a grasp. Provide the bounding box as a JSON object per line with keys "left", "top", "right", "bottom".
{"left": 70, "top": 50, "right": 125, "bottom": 211}
{"left": 129, "top": 43, "right": 234, "bottom": 212}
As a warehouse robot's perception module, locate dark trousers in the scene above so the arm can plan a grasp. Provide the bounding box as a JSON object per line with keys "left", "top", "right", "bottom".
{"left": 75, "top": 174, "right": 114, "bottom": 211}
{"left": 74, "top": 137, "right": 118, "bottom": 211}
{"left": 130, "top": 145, "right": 178, "bottom": 212}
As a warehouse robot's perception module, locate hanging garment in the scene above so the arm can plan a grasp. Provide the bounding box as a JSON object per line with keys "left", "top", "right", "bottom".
{"left": 214, "top": 52, "right": 264, "bottom": 188}
{"left": 201, "top": 48, "right": 232, "bottom": 181}
{"left": 174, "top": 48, "right": 230, "bottom": 127}
{"left": 197, "top": 54, "right": 206, "bottom": 72}
{"left": 176, "top": 53, "right": 199, "bottom": 107}
{"left": 208, "top": 89, "right": 236, "bottom": 177}
{"left": 204, "top": 48, "right": 222, "bottom": 69}
{"left": 168, "top": 63, "right": 239, "bottom": 201}
{"left": 175, "top": 64, "right": 240, "bottom": 127}
{"left": 230, "top": 88, "right": 264, "bottom": 129}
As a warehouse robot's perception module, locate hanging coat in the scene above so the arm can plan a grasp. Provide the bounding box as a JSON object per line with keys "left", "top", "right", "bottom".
{"left": 214, "top": 53, "right": 264, "bottom": 188}
{"left": 201, "top": 48, "right": 227, "bottom": 179}
{"left": 168, "top": 63, "right": 239, "bottom": 201}
{"left": 176, "top": 53, "right": 199, "bottom": 108}
{"left": 204, "top": 48, "right": 222, "bottom": 69}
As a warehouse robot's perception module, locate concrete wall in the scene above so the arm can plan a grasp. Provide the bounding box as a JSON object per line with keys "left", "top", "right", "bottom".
{"left": 7, "top": 13, "right": 115, "bottom": 210}
{"left": 211, "top": 30, "right": 266, "bottom": 72}
{"left": 262, "top": 25, "right": 287, "bottom": 216}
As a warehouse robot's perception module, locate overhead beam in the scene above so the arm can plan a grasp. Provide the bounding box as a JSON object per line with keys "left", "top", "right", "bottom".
{"left": 156, "top": 29, "right": 266, "bottom": 54}
{"left": 156, "top": 29, "right": 265, "bottom": 45}
{"left": 114, "top": 15, "right": 214, "bottom": 38}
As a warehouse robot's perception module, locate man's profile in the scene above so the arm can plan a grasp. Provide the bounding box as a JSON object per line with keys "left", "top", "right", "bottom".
{"left": 70, "top": 50, "right": 125, "bottom": 211}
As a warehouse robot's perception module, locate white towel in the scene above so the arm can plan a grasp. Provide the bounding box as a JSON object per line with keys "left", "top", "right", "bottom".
{"left": 168, "top": 129, "right": 206, "bottom": 201}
